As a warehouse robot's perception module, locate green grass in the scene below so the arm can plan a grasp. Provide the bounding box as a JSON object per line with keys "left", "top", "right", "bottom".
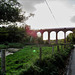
{"left": 0, "top": 44, "right": 7, "bottom": 49}
{"left": 0, "top": 44, "right": 73, "bottom": 75}
{"left": 0, "top": 43, "right": 24, "bottom": 50}
{"left": 8, "top": 43, "right": 24, "bottom": 48}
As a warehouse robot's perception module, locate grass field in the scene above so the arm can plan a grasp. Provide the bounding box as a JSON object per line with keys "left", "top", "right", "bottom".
{"left": 0, "top": 44, "right": 73, "bottom": 75}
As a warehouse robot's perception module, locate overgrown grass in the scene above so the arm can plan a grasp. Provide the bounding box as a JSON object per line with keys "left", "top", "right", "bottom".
{"left": 0, "top": 44, "right": 74, "bottom": 75}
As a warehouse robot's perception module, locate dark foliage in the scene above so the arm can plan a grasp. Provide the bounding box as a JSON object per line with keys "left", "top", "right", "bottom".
{"left": 0, "top": 0, "right": 24, "bottom": 24}
{"left": 0, "top": 25, "right": 25, "bottom": 43}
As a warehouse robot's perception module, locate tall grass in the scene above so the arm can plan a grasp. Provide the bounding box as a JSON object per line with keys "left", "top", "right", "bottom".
{"left": 0, "top": 44, "right": 73, "bottom": 75}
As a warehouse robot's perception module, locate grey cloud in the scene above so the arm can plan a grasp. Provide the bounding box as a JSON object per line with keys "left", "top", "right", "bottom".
{"left": 71, "top": 16, "right": 75, "bottom": 23}
{"left": 66, "top": 0, "right": 75, "bottom": 7}
{"left": 18, "top": 0, "right": 44, "bottom": 12}
{"left": 68, "top": 0, "right": 75, "bottom": 4}
{"left": 18, "top": 0, "right": 75, "bottom": 12}
{"left": 51, "top": 0, "right": 75, "bottom": 6}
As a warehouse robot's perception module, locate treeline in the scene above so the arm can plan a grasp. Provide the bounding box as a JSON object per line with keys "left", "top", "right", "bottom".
{"left": 0, "top": 25, "right": 44, "bottom": 44}
{"left": 0, "top": 25, "right": 26, "bottom": 44}
{"left": 1, "top": 25, "right": 74, "bottom": 44}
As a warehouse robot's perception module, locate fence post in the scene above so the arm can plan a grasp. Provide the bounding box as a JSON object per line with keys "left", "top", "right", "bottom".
{"left": 57, "top": 45, "right": 59, "bottom": 51}
{"left": 52, "top": 46, "right": 54, "bottom": 55}
{"left": 1, "top": 49, "right": 6, "bottom": 75}
{"left": 39, "top": 47, "right": 42, "bottom": 62}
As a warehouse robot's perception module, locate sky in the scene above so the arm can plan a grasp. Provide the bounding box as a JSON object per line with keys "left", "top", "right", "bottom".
{"left": 18, "top": 0, "right": 75, "bottom": 40}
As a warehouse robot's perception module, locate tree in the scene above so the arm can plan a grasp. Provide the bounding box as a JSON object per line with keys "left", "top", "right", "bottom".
{"left": 0, "top": 26, "right": 8, "bottom": 43}
{"left": 67, "top": 30, "right": 75, "bottom": 44}
{"left": 0, "top": 25, "right": 26, "bottom": 43}
{"left": 67, "top": 33, "right": 73, "bottom": 43}
{"left": 0, "top": 0, "right": 24, "bottom": 24}
{"left": 72, "top": 30, "right": 75, "bottom": 43}
{"left": 0, "top": 0, "right": 35, "bottom": 44}
{"left": 7, "top": 25, "right": 25, "bottom": 43}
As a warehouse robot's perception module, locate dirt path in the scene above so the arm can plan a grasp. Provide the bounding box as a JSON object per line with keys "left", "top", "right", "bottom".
{"left": 0, "top": 48, "right": 20, "bottom": 58}
{"left": 0, "top": 51, "right": 13, "bottom": 57}
{"left": 66, "top": 45, "right": 75, "bottom": 75}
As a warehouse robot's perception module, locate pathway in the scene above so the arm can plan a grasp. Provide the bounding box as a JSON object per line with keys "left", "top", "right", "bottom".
{"left": 0, "top": 48, "right": 20, "bottom": 58}
{"left": 0, "top": 51, "right": 13, "bottom": 58}
{"left": 67, "top": 46, "right": 75, "bottom": 75}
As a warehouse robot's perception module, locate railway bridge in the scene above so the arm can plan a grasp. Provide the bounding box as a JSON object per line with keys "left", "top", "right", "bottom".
{"left": 25, "top": 25, "right": 75, "bottom": 44}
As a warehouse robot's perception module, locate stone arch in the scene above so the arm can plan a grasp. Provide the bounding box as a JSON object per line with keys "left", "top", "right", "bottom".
{"left": 43, "top": 31, "right": 48, "bottom": 40}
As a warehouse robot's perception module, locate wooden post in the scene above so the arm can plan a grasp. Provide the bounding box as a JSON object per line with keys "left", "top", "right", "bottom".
{"left": 52, "top": 46, "right": 54, "bottom": 55}
{"left": 1, "top": 49, "right": 6, "bottom": 75}
{"left": 57, "top": 45, "right": 59, "bottom": 51}
{"left": 39, "top": 47, "right": 42, "bottom": 62}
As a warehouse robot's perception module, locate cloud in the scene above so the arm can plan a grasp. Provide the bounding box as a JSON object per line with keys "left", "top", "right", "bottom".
{"left": 71, "top": 16, "right": 75, "bottom": 23}
{"left": 68, "top": 0, "right": 75, "bottom": 5}
{"left": 18, "top": 0, "right": 75, "bottom": 13}
{"left": 65, "top": 0, "right": 75, "bottom": 8}
{"left": 50, "top": 0, "right": 75, "bottom": 7}
{"left": 18, "top": 0, "right": 44, "bottom": 12}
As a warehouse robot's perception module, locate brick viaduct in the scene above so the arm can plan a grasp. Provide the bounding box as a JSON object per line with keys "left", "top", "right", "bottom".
{"left": 25, "top": 25, "right": 75, "bottom": 44}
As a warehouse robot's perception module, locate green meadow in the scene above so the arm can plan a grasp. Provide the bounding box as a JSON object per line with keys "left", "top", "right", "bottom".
{"left": 0, "top": 44, "right": 74, "bottom": 75}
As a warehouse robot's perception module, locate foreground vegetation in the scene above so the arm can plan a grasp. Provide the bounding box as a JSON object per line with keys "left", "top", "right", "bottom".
{"left": 0, "top": 0, "right": 75, "bottom": 74}
{"left": 0, "top": 44, "right": 74, "bottom": 75}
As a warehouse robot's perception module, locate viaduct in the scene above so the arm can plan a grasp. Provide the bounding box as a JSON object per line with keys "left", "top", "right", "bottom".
{"left": 25, "top": 25, "right": 75, "bottom": 44}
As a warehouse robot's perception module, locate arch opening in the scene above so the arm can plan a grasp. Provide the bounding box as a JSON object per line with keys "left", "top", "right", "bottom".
{"left": 43, "top": 31, "right": 48, "bottom": 40}
{"left": 50, "top": 31, "right": 56, "bottom": 43}
{"left": 58, "top": 31, "right": 64, "bottom": 39}
{"left": 58, "top": 31, "right": 64, "bottom": 43}
{"left": 50, "top": 31, "right": 56, "bottom": 40}
{"left": 37, "top": 32, "right": 41, "bottom": 37}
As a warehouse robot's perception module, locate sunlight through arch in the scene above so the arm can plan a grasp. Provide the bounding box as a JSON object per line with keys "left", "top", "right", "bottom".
{"left": 43, "top": 31, "right": 48, "bottom": 40}
{"left": 37, "top": 32, "right": 41, "bottom": 37}
{"left": 50, "top": 31, "right": 56, "bottom": 40}
{"left": 58, "top": 31, "right": 64, "bottom": 39}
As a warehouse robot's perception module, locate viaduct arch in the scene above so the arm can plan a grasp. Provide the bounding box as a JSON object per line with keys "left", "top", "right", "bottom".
{"left": 25, "top": 25, "right": 75, "bottom": 44}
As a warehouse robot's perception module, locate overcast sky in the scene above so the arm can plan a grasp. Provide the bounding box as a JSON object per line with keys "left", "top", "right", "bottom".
{"left": 18, "top": 0, "right": 75, "bottom": 39}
